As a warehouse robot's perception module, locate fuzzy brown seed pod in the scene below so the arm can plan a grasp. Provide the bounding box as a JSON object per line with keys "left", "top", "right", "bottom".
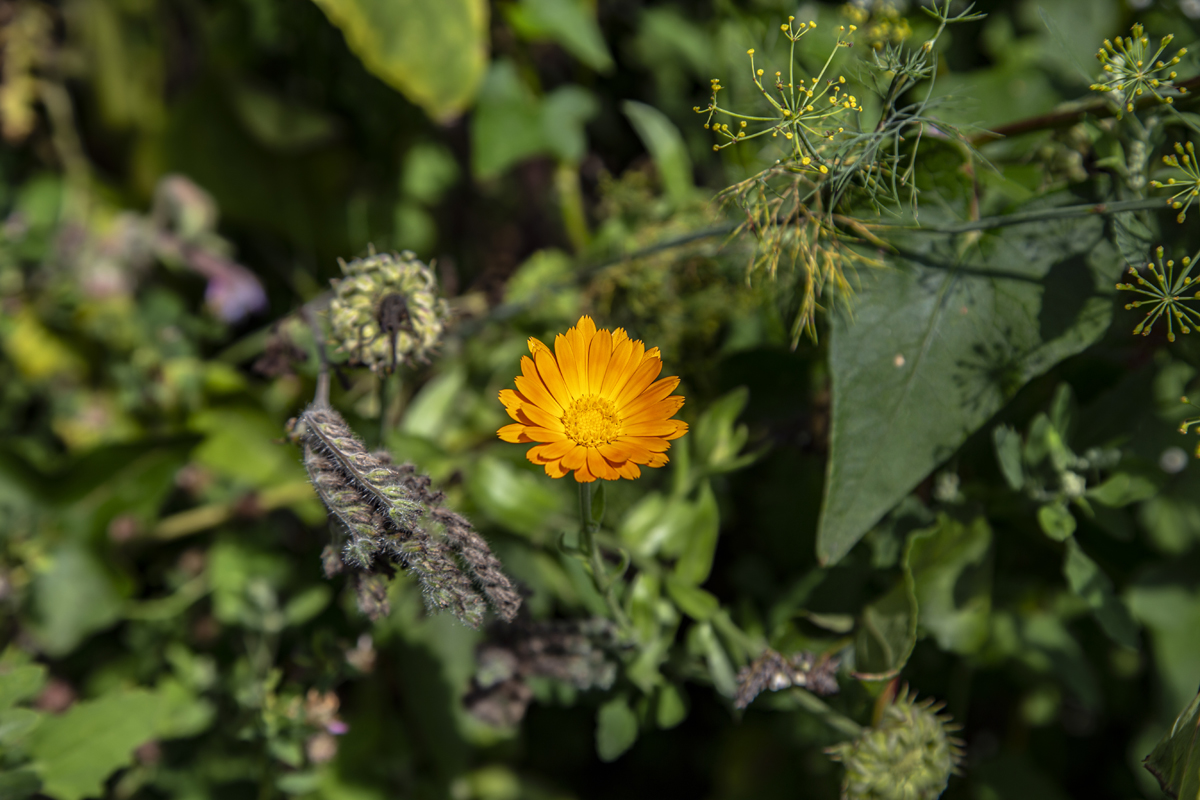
{"left": 376, "top": 456, "right": 523, "bottom": 623}
{"left": 431, "top": 506, "right": 522, "bottom": 623}
{"left": 296, "top": 403, "right": 497, "bottom": 628}
{"left": 390, "top": 531, "right": 486, "bottom": 629}
{"left": 301, "top": 406, "right": 420, "bottom": 534}
{"left": 465, "top": 617, "right": 622, "bottom": 727}
{"left": 734, "top": 649, "right": 840, "bottom": 710}
{"left": 353, "top": 573, "right": 392, "bottom": 621}
{"left": 303, "top": 446, "right": 384, "bottom": 569}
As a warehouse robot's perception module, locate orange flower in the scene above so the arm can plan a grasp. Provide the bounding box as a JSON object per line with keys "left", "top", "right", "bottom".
{"left": 498, "top": 316, "right": 688, "bottom": 482}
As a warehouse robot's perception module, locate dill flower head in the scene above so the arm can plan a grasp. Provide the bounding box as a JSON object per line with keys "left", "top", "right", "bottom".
{"left": 1116, "top": 246, "right": 1200, "bottom": 341}
{"left": 1090, "top": 23, "right": 1189, "bottom": 113}
{"left": 497, "top": 315, "right": 687, "bottom": 482}
{"left": 1150, "top": 141, "right": 1200, "bottom": 224}
{"left": 328, "top": 249, "right": 450, "bottom": 373}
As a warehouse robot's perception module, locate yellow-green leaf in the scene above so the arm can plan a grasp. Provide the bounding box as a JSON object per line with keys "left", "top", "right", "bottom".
{"left": 310, "top": 0, "right": 488, "bottom": 122}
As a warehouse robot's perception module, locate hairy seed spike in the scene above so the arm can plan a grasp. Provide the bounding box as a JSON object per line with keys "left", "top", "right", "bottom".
{"left": 392, "top": 532, "right": 487, "bottom": 628}
{"left": 304, "top": 446, "right": 383, "bottom": 567}
{"left": 432, "top": 506, "right": 523, "bottom": 622}
{"left": 301, "top": 405, "right": 421, "bottom": 531}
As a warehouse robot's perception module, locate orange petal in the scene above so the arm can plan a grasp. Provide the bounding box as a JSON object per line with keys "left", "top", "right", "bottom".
{"left": 616, "top": 435, "right": 672, "bottom": 453}
{"left": 647, "top": 452, "right": 669, "bottom": 468}
{"left": 525, "top": 427, "right": 566, "bottom": 443}
{"left": 587, "top": 447, "right": 619, "bottom": 480}
{"left": 516, "top": 372, "right": 564, "bottom": 418}
{"left": 664, "top": 420, "right": 689, "bottom": 440}
{"left": 612, "top": 356, "right": 663, "bottom": 410}
{"left": 521, "top": 403, "right": 565, "bottom": 432}
{"left": 499, "top": 388, "right": 524, "bottom": 421}
{"left": 612, "top": 328, "right": 630, "bottom": 346}
{"left": 600, "top": 440, "right": 653, "bottom": 465}
{"left": 529, "top": 438, "right": 576, "bottom": 462}
{"left": 575, "top": 315, "right": 597, "bottom": 339}
{"left": 622, "top": 395, "right": 684, "bottom": 427}
{"left": 527, "top": 336, "right": 551, "bottom": 357}
{"left": 616, "top": 461, "right": 641, "bottom": 479}
{"left": 600, "top": 337, "right": 636, "bottom": 399}
{"left": 498, "top": 423, "right": 532, "bottom": 443}
{"left": 587, "top": 329, "right": 613, "bottom": 396}
{"left": 618, "top": 376, "right": 680, "bottom": 417}
{"left": 574, "top": 464, "right": 597, "bottom": 482}
{"left": 545, "top": 459, "right": 569, "bottom": 478}
{"left": 561, "top": 444, "right": 587, "bottom": 470}
{"left": 568, "top": 322, "right": 593, "bottom": 396}
{"left": 534, "top": 349, "right": 573, "bottom": 411}
{"left": 553, "top": 332, "right": 584, "bottom": 400}
{"left": 621, "top": 420, "right": 683, "bottom": 438}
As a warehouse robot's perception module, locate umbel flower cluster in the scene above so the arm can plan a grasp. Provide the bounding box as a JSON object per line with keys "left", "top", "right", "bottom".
{"left": 498, "top": 315, "right": 687, "bottom": 482}
{"left": 696, "top": 17, "right": 861, "bottom": 168}
{"left": 826, "top": 687, "right": 964, "bottom": 800}
{"left": 1090, "top": 23, "right": 1189, "bottom": 113}
{"left": 328, "top": 249, "right": 450, "bottom": 373}
{"left": 1150, "top": 141, "right": 1200, "bottom": 223}
{"left": 1116, "top": 246, "right": 1200, "bottom": 342}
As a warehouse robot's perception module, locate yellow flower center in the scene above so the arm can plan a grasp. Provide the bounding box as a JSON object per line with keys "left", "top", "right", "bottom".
{"left": 563, "top": 395, "right": 620, "bottom": 447}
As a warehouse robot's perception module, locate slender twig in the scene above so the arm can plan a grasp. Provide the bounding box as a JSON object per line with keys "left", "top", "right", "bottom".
{"left": 789, "top": 687, "right": 864, "bottom": 737}
{"left": 971, "top": 75, "right": 1200, "bottom": 145}
{"left": 150, "top": 481, "right": 314, "bottom": 540}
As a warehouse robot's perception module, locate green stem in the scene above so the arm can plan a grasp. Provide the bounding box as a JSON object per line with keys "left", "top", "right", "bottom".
{"left": 577, "top": 482, "right": 630, "bottom": 630}
{"left": 848, "top": 196, "right": 1168, "bottom": 235}
{"left": 790, "top": 687, "right": 864, "bottom": 738}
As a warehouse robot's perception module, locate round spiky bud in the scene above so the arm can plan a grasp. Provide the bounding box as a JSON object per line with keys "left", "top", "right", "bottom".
{"left": 329, "top": 249, "right": 450, "bottom": 373}
{"left": 826, "top": 687, "right": 964, "bottom": 800}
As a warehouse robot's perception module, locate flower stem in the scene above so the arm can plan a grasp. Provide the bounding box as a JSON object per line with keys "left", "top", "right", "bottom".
{"left": 577, "top": 481, "right": 630, "bottom": 630}
{"left": 789, "top": 687, "right": 864, "bottom": 738}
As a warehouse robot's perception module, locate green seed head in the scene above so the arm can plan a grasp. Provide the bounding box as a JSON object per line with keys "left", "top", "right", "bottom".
{"left": 827, "top": 688, "right": 963, "bottom": 800}
{"left": 329, "top": 249, "right": 451, "bottom": 373}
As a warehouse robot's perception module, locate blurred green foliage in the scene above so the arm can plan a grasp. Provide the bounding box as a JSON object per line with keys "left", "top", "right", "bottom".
{"left": 1, "top": 0, "right": 1200, "bottom": 798}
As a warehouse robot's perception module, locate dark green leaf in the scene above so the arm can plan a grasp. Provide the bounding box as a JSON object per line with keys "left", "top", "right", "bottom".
{"left": 27, "top": 688, "right": 161, "bottom": 800}
{"left": 283, "top": 585, "right": 333, "bottom": 627}
{"left": 471, "top": 63, "right": 597, "bottom": 178}
{"left": 622, "top": 101, "right": 693, "bottom": 207}
{"left": 908, "top": 514, "right": 993, "bottom": 654}
{"left": 29, "top": 546, "right": 124, "bottom": 657}
{"left": 993, "top": 425, "right": 1025, "bottom": 491}
{"left": 1038, "top": 502, "right": 1076, "bottom": 541}
{"left": 665, "top": 576, "right": 719, "bottom": 621}
{"left": 466, "top": 456, "right": 563, "bottom": 538}
{"left": 671, "top": 481, "right": 719, "bottom": 586}
{"left": 0, "top": 709, "right": 41, "bottom": 745}
{"left": 689, "top": 621, "right": 737, "bottom": 697}
{"left": 0, "top": 768, "right": 41, "bottom": 800}
{"left": 1144, "top": 690, "right": 1200, "bottom": 800}
{"left": 1062, "top": 538, "right": 1139, "bottom": 648}
{"left": 655, "top": 683, "right": 688, "bottom": 730}
{"left": 508, "top": 0, "right": 613, "bottom": 72}
{"left": 228, "top": 84, "right": 339, "bottom": 152}
{"left": 0, "top": 664, "right": 46, "bottom": 711}
{"left": 820, "top": 213, "right": 1120, "bottom": 564}
{"left": 1087, "top": 471, "right": 1161, "bottom": 508}
{"left": 595, "top": 697, "right": 638, "bottom": 762}
{"left": 853, "top": 566, "right": 918, "bottom": 680}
